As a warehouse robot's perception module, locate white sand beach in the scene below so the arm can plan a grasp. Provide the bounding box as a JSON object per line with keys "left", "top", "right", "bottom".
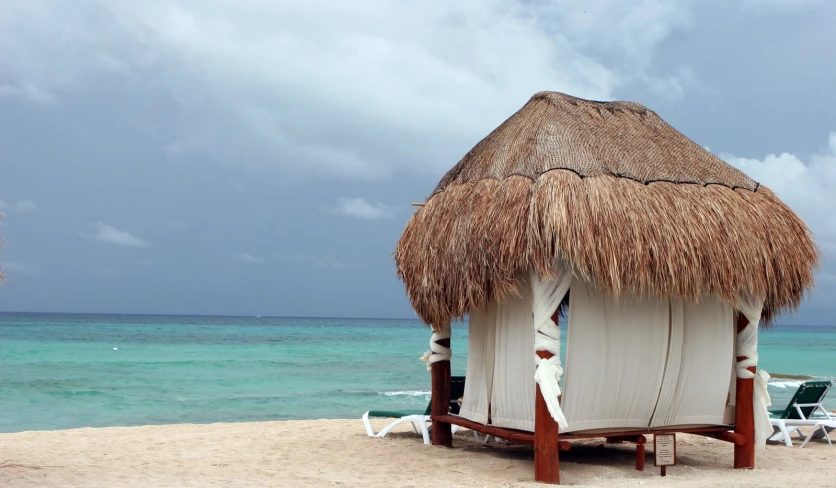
{"left": 1, "top": 419, "right": 833, "bottom": 487}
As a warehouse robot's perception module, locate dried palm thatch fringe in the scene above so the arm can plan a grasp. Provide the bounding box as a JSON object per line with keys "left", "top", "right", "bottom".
{"left": 395, "top": 92, "right": 819, "bottom": 329}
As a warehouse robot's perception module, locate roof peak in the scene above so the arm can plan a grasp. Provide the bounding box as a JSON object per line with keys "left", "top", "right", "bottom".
{"left": 531, "top": 91, "right": 654, "bottom": 115}
{"left": 432, "top": 90, "right": 757, "bottom": 195}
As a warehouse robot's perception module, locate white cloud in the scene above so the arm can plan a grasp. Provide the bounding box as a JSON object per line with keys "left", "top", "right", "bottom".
{"left": 330, "top": 197, "right": 395, "bottom": 220}
{"left": 0, "top": 1, "right": 695, "bottom": 179}
{"left": 1, "top": 261, "right": 41, "bottom": 274}
{"left": 83, "top": 221, "right": 150, "bottom": 247}
{"left": 236, "top": 252, "right": 266, "bottom": 264}
{"left": 0, "top": 199, "right": 38, "bottom": 213}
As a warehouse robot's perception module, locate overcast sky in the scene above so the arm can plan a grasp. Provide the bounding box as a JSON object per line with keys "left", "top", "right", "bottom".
{"left": 1, "top": 0, "right": 834, "bottom": 324}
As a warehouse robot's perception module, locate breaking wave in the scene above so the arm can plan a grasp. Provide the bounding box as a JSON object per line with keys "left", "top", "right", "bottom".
{"left": 377, "top": 390, "right": 431, "bottom": 397}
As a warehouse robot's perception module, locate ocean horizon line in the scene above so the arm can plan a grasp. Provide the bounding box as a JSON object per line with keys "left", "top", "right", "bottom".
{"left": 0, "top": 310, "right": 830, "bottom": 328}
{"left": 0, "top": 310, "right": 430, "bottom": 322}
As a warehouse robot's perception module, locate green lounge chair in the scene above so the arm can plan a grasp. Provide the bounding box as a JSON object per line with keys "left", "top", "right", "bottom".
{"left": 363, "top": 376, "right": 466, "bottom": 445}
{"left": 769, "top": 380, "right": 834, "bottom": 447}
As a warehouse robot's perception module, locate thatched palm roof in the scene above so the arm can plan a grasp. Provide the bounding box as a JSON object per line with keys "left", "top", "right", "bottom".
{"left": 395, "top": 91, "right": 819, "bottom": 327}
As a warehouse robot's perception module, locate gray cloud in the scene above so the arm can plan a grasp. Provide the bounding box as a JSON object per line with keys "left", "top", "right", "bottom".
{"left": 236, "top": 253, "right": 266, "bottom": 264}
{"left": 290, "top": 254, "right": 346, "bottom": 271}
{"left": 740, "top": 0, "right": 830, "bottom": 14}
{"left": 0, "top": 198, "right": 38, "bottom": 213}
{"left": 93, "top": 266, "right": 120, "bottom": 276}
{"left": 0, "top": 261, "right": 41, "bottom": 275}
{"left": 0, "top": 0, "right": 694, "bottom": 180}
{"left": 0, "top": 84, "right": 55, "bottom": 104}
{"left": 123, "top": 259, "right": 156, "bottom": 267}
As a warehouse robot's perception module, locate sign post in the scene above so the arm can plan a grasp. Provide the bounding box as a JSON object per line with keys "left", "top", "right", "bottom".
{"left": 654, "top": 433, "right": 676, "bottom": 477}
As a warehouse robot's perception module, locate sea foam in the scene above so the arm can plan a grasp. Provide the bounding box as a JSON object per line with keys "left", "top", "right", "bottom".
{"left": 377, "top": 390, "right": 431, "bottom": 397}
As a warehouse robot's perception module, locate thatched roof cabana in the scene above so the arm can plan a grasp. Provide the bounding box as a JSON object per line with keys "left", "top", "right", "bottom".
{"left": 390, "top": 91, "right": 820, "bottom": 484}
{"left": 396, "top": 91, "right": 818, "bottom": 329}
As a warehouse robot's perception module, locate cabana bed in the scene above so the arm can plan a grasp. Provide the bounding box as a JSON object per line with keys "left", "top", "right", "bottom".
{"left": 394, "top": 91, "right": 819, "bottom": 484}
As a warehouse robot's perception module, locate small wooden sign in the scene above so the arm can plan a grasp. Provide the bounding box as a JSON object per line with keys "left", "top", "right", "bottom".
{"left": 654, "top": 433, "right": 676, "bottom": 476}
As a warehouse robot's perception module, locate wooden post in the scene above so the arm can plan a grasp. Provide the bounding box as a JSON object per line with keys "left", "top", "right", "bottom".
{"left": 636, "top": 435, "right": 646, "bottom": 471}
{"left": 607, "top": 435, "right": 646, "bottom": 471}
{"left": 734, "top": 314, "right": 755, "bottom": 469}
{"left": 431, "top": 336, "right": 453, "bottom": 447}
{"left": 534, "top": 310, "right": 561, "bottom": 484}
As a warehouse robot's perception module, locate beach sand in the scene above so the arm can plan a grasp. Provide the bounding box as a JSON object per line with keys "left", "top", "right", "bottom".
{"left": 1, "top": 419, "right": 833, "bottom": 487}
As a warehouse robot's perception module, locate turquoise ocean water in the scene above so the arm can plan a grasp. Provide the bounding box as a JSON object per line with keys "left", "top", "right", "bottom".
{"left": 1, "top": 313, "right": 834, "bottom": 433}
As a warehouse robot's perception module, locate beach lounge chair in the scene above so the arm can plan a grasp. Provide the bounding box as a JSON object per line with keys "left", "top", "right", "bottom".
{"left": 769, "top": 380, "right": 834, "bottom": 447}
{"left": 362, "top": 376, "right": 466, "bottom": 445}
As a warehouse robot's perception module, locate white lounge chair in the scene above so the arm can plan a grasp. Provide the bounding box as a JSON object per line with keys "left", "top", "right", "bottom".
{"left": 769, "top": 380, "right": 834, "bottom": 448}
{"left": 362, "top": 376, "right": 466, "bottom": 445}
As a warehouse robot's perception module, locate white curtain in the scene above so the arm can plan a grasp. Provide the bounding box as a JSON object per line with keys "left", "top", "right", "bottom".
{"left": 459, "top": 302, "right": 497, "bottom": 425}
{"left": 461, "top": 266, "right": 572, "bottom": 431}
{"left": 650, "top": 297, "right": 734, "bottom": 427}
{"left": 459, "top": 283, "right": 537, "bottom": 429}
{"left": 489, "top": 281, "right": 537, "bottom": 431}
{"left": 461, "top": 272, "right": 743, "bottom": 435}
{"left": 560, "top": 279, "right": 670, "bottom": 432}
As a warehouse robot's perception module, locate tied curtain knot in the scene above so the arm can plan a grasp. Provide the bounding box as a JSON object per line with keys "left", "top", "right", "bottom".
{"left": 420, "top": 325, "right": 452, "bottom": 373}
{"left": 532, "top": 269, "right": 572, "bottom": 429}
{"left": 735, "top": 299, "right": 772, "bottom": 450}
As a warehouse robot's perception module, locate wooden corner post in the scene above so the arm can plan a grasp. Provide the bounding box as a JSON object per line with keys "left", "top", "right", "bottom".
{"left": 734, "top": 314, "right": 755, "bottom": 469}
{"left": 431, "top": 335, "right": 453, "bottom": 447}
{"left": 534, "top": 310, "right": 561, "bottom": 484}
